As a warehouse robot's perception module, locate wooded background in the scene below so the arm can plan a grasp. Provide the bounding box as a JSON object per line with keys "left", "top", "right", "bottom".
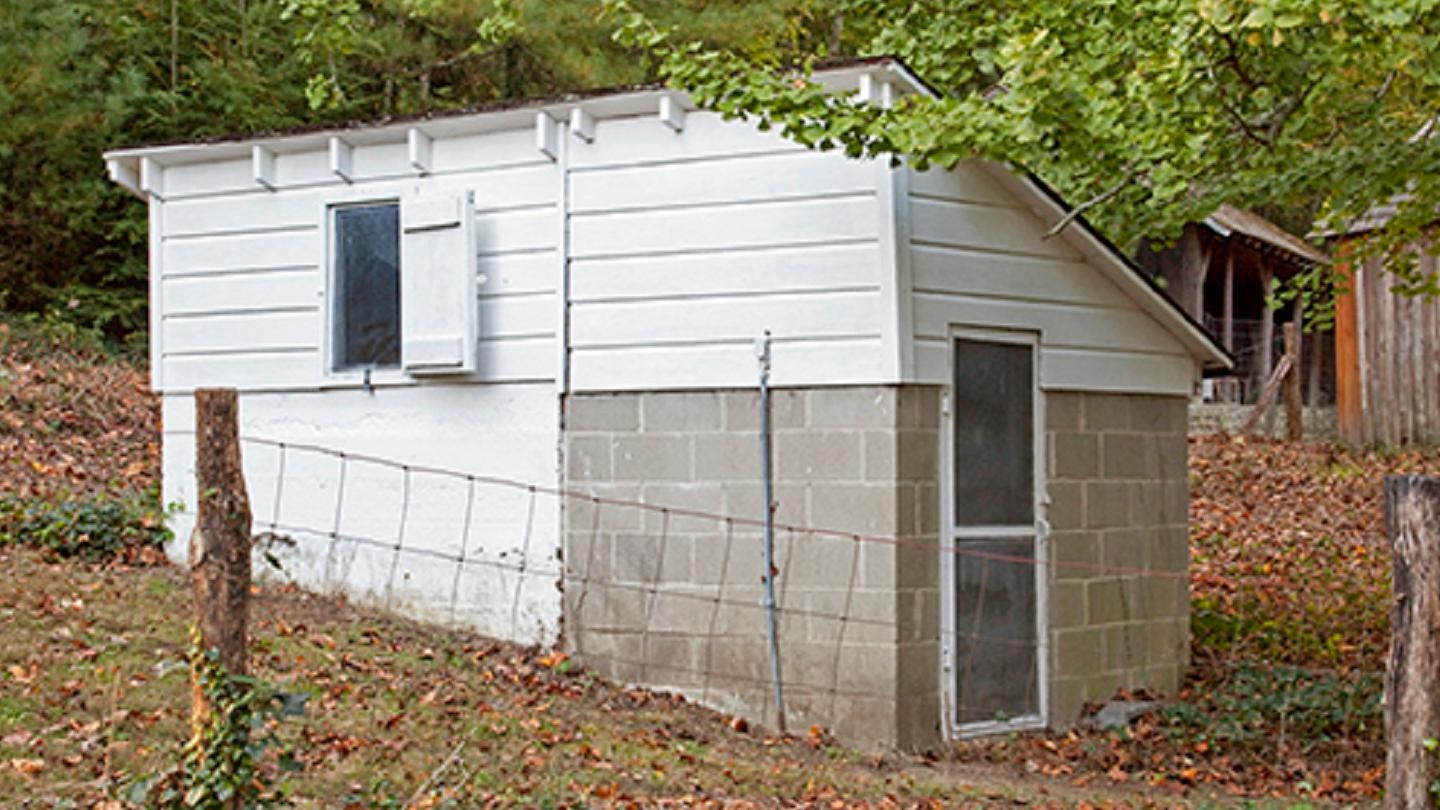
{"left": 0, "top": 0, "right": 839, "bottom": 346}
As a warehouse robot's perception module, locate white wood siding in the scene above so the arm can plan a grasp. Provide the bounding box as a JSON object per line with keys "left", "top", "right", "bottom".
{"left": 143, "top": 107, "right": 1203, "bottom": 398}
{"left": 152, "top": 137, "right": 561, "bottom": 392}
{"left": 905, "top": 164, "right": 1197, "bottom": 396}
{"left": 566, "top": 116, "right": 890, "bottom": 390}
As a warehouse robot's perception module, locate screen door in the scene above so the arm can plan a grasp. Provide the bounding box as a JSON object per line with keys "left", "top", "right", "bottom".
{"left": 945, "top": 333, "right": 1043, "bottom": 732}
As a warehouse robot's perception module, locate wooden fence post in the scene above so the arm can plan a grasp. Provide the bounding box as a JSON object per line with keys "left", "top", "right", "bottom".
{"left": 1284, "top": 322, "right": 1303, "bottom": 442}
{"left": 1384, "top": 475, "right": 1440, "bottom": 809}
{"left": 189, "top": 388, "right": 252, "bottom": 738}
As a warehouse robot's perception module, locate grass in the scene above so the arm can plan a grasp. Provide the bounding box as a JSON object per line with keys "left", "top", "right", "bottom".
{"left": 0, "top": 547, "right": 1179, "bottom": 808}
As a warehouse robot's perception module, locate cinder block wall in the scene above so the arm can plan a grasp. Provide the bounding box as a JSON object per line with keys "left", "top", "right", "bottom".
{"left": 1044, "top": 392, "right": 1190, "bottom": 724}
{"left": 562, "top": 387, "right": 942, "bottom": 750}
{"left": 563, "top": 387, "right": 1190, "bottom": 746}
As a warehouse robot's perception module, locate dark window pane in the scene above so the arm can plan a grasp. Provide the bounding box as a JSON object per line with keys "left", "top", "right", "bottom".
{"left": 952, "top": 338, "right": 1033, "bottom": 526}
{"left": 953, "top": 537, "right": 1038, "bottom": 724}
{"left": 333, "top": 204, "right": 400, "bottom": 370}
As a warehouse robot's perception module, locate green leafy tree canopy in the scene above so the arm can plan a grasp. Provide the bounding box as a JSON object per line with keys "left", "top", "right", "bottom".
{"left": 604, "top": 0, "right": 1440, "bottom": 306}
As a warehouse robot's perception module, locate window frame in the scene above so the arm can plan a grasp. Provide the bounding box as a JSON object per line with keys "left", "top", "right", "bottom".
{"left": 323, "top": 196, "right": 407, "bottom": 386}
{"left": 939, "top": 325, "right": 1050, "bottom": 740}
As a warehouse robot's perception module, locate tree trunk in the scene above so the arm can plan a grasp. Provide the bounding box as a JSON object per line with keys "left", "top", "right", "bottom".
{"left": 1258, "top": 264, "right": 1276, "bottom": 430}
{"left": 1222, "top": 248, "right": 1236, "bottom": 402}
{"left": 1384, "top": 476, "right": 1440, "bottom": 809}
{"left": 189, "top": 388, "right": 252, "bottom": 739}
{"left": 1177, "top": 224, "right": 1209, "bottom": 320}
{"left": 1284, "top": 322, "right": 1303, "bottom": 442}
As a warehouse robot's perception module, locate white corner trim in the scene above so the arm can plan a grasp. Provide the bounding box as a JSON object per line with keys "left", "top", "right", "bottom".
{"left": 251, "top": 145, "right": 277, "bottom": 191}
{"left": 147, "top": 195, "right": 164, "bottom": 391}
{"left": 535, "top": 112, "right": 560, "bottom": 161}
{"left": 407, "top": 128, "right": 433, "bottom": 175}
{"left": 569, "top": 108, "right": 596, "bottom": 143}
{"left": 658, "top": 96, "right": 685, "bottom": 133}
{"left": 553, "top": 119, "right": 571, "bottom": 397}
{"left": 876, "top": 160, "right": 907, "bottom": 381}
{"left": 329, "top": 136, "right": 354, "bottom": 184}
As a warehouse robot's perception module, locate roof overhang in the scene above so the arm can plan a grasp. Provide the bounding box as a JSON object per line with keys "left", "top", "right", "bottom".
{"left": 103, "top": 57, "right": 928, "bottom": 199}
{"left": 1203, "top": 205, "right": 1330, "bottom": 269}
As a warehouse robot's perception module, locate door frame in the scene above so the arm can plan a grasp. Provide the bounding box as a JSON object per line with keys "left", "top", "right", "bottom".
{"left": 938, "top": 325, "right": 1050, "bottom": 740}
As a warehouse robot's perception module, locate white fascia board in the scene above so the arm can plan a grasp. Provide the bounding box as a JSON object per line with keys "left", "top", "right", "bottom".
{"left": 979, "top": 162, "right": 1232, "bottom": 371}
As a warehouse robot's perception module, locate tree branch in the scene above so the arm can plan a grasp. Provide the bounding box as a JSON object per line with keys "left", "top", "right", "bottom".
{"left": 1044, "top": 169, "right": 1136, "bottom": 239}
{"left": 1262, "top": 70, "right": 1321, "bottom": 144}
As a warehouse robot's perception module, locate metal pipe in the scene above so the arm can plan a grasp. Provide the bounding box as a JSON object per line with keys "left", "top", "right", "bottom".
{"left": 755, "top": 331, "right": 786, "bottom": 732}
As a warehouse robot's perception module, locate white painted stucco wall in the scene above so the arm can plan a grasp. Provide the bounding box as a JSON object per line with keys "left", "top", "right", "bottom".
{"left": 161, "top": 384, "right": 562, "bottom": 645}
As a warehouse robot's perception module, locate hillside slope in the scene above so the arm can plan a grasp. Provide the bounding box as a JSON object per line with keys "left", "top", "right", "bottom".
{"left": 0, "top": 321, "right": 158, "bottom": 500}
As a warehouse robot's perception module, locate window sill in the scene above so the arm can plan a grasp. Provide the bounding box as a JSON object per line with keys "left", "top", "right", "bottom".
{"left": 320, "top": 369, "right": 411, "bottom": 392}
{"left": 319, "top": 369, "right": 484, "bottom": 392}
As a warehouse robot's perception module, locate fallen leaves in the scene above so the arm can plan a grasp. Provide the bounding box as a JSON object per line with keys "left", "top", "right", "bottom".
{"left": 0, "top": 335, "right": 1413, "bottom": 808}
{"left": 8, "top": 758, "right": 45, "bottom": 777}
{"left": 1189, "top": 434, "right": 1402, "bottom": 671}
{"left": 0, "top": 323, "right": 158, "bottom": 505}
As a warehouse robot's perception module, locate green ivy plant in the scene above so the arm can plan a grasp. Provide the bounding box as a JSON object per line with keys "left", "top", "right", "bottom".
{"left": 1427, "top": 737, "right": 1440, "bottom": 807}
{"left": 0, "top": 486, "right": 171, "bottom": 560}
{"left": 132, "top": 628, "right": 303, "bottom": 809}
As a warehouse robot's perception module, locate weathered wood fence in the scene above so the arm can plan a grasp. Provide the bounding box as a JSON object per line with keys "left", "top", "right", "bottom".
{"left": 1337, "top": 254, "right": 1440, "bottom": 446}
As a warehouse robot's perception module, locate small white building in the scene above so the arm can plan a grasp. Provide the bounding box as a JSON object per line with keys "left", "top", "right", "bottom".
{"left": 106, "top": 57, "right": 1230, "bottom": 748}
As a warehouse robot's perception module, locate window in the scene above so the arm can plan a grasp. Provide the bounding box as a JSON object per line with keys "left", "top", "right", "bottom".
{"left": 951, "top": 338, "right": 1034, "bottom": 526}
{"left": 332, "top": 203, "right": 401, "bottom": 372}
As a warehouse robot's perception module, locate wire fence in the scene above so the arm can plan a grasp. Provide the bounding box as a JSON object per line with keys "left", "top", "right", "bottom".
{"left": 1201, "top": 315, "right": 1335, "bottom": 406}
{"left": 163, "top": 429, "right": 1194, "bottom": 742}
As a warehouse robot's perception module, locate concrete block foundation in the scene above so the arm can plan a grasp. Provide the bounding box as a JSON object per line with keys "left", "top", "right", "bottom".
{"left": 1044, "top": 391, "right": 1190, "bottom": 725}
{"left": 562, "top": 386, "right": 1190, "bottom": 749}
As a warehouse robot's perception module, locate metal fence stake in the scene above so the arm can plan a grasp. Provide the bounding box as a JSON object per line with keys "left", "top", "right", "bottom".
{"left": 756, "top": 331, "right": 787, "bottom": 733}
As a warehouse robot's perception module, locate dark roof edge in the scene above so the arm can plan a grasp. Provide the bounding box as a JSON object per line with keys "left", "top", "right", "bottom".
{"left": 1023, "top": 172, "right": 1236, "bottom": 372}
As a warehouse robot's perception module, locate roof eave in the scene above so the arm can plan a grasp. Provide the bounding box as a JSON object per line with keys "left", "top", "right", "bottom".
{"left": 102, "top": 57, "right": 928, "bottom": 167}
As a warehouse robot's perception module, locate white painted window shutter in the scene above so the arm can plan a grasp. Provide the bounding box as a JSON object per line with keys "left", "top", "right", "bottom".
{"left": 400, "top": 191, "right": 477, "bottom": 375}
